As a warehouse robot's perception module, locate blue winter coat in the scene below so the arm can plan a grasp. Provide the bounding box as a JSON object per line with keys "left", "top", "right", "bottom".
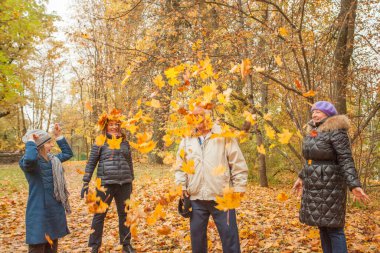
{"left": 19, "top": 137, "right": 73, "bottom": 244}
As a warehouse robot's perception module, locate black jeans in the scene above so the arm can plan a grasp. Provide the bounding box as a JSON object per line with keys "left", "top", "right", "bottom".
{"left": 29, "top": 239, "right": 58, "bottom": 253}
{"left": 89, "top": 183, "right": 132, "bottom": 249}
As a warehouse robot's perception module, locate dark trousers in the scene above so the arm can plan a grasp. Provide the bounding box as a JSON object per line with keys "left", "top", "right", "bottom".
{"left": 319, "top": 227, "right": 348, "bottom": 253}
{"left": 29, "top": 239, "right": 58, "bottom": 253}
{"left": 89, "top": 183, "right": 132, "bottom": 249}
{"left": 190, "top": 200, "right": 241, "bottom": 253}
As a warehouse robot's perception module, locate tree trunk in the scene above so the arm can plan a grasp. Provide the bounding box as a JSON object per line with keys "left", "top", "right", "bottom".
{"left": 332, "top": 0, "right": 358, "bottom": 114}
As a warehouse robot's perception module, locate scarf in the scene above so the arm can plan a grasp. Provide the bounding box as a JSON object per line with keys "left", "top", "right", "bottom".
{"left": 48, "top": 153, "right": 71, "bottom": 214}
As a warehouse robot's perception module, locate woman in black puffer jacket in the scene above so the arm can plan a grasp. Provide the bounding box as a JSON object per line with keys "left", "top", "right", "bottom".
{"left": 293, "top": 101, "right": 369, "bottom": 253}
{"left": 81, "top": 109, "right": 135, "bottom": 253}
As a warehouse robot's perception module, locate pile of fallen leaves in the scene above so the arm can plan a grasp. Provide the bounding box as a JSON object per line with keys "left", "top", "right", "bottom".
{"left": 0, "top": 161, "right": 379, "bottom": 252}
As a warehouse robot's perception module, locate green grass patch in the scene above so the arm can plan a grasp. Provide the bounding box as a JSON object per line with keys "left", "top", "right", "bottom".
{"left": 0, "top": 163, "right": 27, "bottom": 197}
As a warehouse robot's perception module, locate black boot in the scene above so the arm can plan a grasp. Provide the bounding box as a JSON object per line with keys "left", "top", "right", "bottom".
{"left": 122, "top": 244, "right": 136, "bottom": 253}
{"left": 91, "top": 247, "right": 99, "bottom": 253}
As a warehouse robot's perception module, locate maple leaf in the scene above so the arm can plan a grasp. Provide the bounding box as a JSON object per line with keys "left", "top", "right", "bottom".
{"left": 240, "top": 58, "right": 251, "bottom": 78}
{"left": 164, "top": 67, "right": 179, "bottom": 80}
{"left": 257, "top": 144, "right": 266, "bottom": 155}
{"left": 146, "top": 99, "right": 161, "bottom": 109}
{"left": 95, "top": 134, "right": 106, "bottom": 146}
{"left": 303, "top": 90, "right": 316, "bottom": 97}
{"left": 130, "top": 140, "right": 156, "bottom": 154}
{"left": 179, "top": 149, "right": 186, "bottom": 159}
{"left": 85, "top": 101, "right": 93, "bottom": 112}
{"left": 278, "top": 27, "right": 289, "bottom": 37}
{"left": 212, "top": 164, "right": 226, "bottom": 176}
{"left": 264, "top": 125, "right": 276, "bottom": 140}
{"left": 277, "top": 192, "right": 289, "bottom": 202}
{"left": 243, "top": 111, "right": 256, "bottom": 125}
{"left": 274, "top": 55, "right": 283, "bottom": 67}
{"left": 294, "top": 79, "right": 302, "bottom": 89}
{"left": 162, "top": 134, "right": 174, "bottom": 147}
{"left": 95, "top": 178, "right": 107, "bottom": 193}
{"left": 170, "top": 100, "right": 179, "bottom": 110}
{"left": 107, "top": 135, "right": 122, "bottom": 150}
{"left": 45, "top": 234, "right": 53, "bottom": 248}
{"left": 153, "top": 74, "right": 165, "bottom": 89}
{"left": 181, "top": 160, "right": 195, "bottom": 174}
{"left": 121, "top": 69, "right": 131, "bottom": 86}
{"left": 277, "top": 129, "right": 293, "bottom": 144}
{"left": 215, "top": 187, "right": 242, "bottom": 211}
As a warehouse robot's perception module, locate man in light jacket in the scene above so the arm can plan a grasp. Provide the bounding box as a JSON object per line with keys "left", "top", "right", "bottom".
{"left": 175, "top": 106, "right": 248, "bottom": 253}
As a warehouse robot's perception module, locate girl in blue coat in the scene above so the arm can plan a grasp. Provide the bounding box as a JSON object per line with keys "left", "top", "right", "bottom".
{"left": 20, "top": 123, "right": 73, "bottom": 253}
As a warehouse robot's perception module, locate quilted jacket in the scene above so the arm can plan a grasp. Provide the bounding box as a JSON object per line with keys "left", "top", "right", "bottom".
{"left": 83, "top": 134, "right": 134, "bottom": 185}
{"left": 298, "top": 115, "right": 361, "bottom": 228}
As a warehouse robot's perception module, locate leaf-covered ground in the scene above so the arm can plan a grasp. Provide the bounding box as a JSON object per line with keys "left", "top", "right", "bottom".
{"left": 0, "top": 162, "right": 379, "bottom": 253}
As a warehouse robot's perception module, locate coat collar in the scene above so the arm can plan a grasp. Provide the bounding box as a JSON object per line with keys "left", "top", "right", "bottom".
{"left": 306, "top": 115, "right": 350, "bottom": 132}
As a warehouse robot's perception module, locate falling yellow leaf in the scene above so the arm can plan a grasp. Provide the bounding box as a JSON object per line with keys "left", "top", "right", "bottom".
{"left": 277, "top": 129, "right": 293, "bottom": 144}
{"left": 121, "top": 69, "right": 131, "bottom": 86}
{"left": 95, "top": 134, "right": 106, "bottom": 146}
{"left": 303, "top": 90, "right": 316, "bottom": 98}
{"left": 85, "top": 101, "right": 93, "bottom": 112}
{"left": 215, "top": 187, "right": 242, "bottom": 211}
{"left": 277, "top": 192, "right": 289, "bottom": 202}
{"left": 95, "top": 178, "right": 107, "bottom": 193}
{"left": 217, "top": 93, "right": 227, "bottom": 105}
{"left": 243, "top": 111, "right": 256, "bottom": 125}
{"left": 179, "top": 149, "right": 186, "bottom": 159}
{"left": 264, "top": 125, "right": 276, "bottom": 140}
{"left": 181, "top": 160, "right": 195, "bottom": 174}
{"left": 240, "top": 59, "right": 251, "bottom": 78}
{"left": 164, "top": 67, "right": 179, "bottom": 79}
{"left": 257, "top": 144, "right": 266, "bottom": 155}
{"left": 162, "top": 134, "right": 174, "bottom": 147}
{"left": 107, "top": 135, "right": 122, "bottom": 150}
{"left": 212, "top": 164, "right": 226, "bottom": 176}
{"left": 45, "top": 234, "right": 53, "bottom": 248}
{"left": 146, "top": 99, "right": 161, "bottom": 109}
{"left": 274, "top": 55, "right": 283, "bottom": 67}
{"left": 170, "top": 100, "right": 179, "bottom": 110}
{"left": 278, "top": 27, "right": 289, "bottom": 37}
{"left": 130, "top": 140, "right": 156, "bottom": 154}
{"left": 153, "top": 74, "right": 165, "bottom": 89}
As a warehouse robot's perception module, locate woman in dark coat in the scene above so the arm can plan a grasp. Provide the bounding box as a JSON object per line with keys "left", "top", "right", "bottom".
{"left": 293, "top": 101, "right": 369, "bottom": 253}
{"left": 81, "top": 109, "right": 135, "bottom": 253}
{"left": 20, "top": 124, "right": 73, "bottom": 253}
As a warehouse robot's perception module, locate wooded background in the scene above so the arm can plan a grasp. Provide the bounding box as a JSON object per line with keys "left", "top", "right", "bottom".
{"left": 1, "top": 0, "right": 379, "bottom": 187}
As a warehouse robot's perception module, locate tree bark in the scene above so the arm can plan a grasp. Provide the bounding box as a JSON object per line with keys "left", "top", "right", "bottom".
{"left": 332, "top": 0, "right": 358, "bottom": 114}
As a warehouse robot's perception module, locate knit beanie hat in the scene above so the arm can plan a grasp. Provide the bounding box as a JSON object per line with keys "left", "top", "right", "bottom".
{"left": 311, "top": 101, "right": 338, "bottom": 117}
{"left": 22, "top": 129, "right": 52, "bottom": 148}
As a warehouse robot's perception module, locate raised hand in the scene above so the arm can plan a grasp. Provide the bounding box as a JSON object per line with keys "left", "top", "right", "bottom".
{"left": 53, "top": 123, "right": 62, "bottom": 138}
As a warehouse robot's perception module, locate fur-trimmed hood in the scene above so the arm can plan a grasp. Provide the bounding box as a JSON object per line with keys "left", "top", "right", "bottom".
{"left": 306, "top": 115, "right": 350, "bottom": 132}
